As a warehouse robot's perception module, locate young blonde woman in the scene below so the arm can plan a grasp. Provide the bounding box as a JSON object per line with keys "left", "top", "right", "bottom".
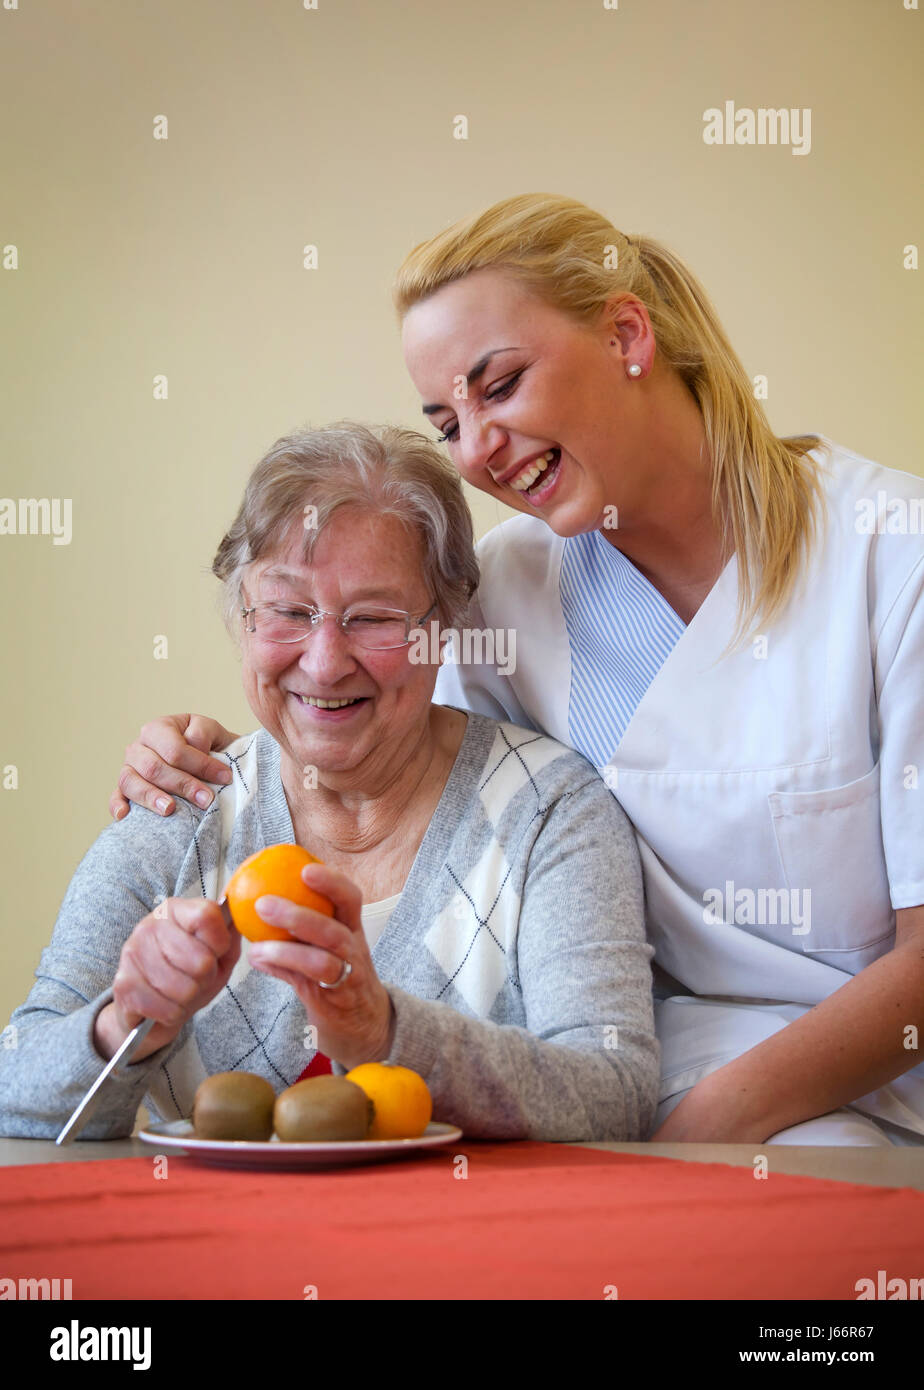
{"left": 109, "top": 193, "right": 924, "bottom": 1147}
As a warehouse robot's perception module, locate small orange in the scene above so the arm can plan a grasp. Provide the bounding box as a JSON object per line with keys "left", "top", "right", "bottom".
{"left": 224, "top": 844, "right": 334, "bottom": 943}
{"left": 343, "top": 1062, "right": 433, "bottom": 1140}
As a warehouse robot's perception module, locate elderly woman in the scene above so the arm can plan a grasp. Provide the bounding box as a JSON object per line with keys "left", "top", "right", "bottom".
{"left": 0, "top": 422, "right": 659, "bottom": 1142}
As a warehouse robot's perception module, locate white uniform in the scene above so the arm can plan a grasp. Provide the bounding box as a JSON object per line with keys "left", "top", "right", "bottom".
{"left": 435, "top": 439, "right": 924, "bottom": 1143}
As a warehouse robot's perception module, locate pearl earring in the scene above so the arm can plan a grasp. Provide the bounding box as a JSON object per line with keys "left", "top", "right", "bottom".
{"left": 628, "top": 364, "right": 642, "bottom": 377}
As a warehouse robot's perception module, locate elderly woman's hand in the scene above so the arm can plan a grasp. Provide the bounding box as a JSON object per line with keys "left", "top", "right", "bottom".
{"left": 246, "top": 862, "right": 395, "bottom": 1071}
{"left": 94, "top": 899, "right": 242, "bottom": 1063}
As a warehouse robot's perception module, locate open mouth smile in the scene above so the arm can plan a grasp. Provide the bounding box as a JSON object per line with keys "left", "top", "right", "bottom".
{"left": 291, "top": 693, "right": 370, "bottom": 716}
{"left": 507, "top": 448, "right": 562, "bottom": 503}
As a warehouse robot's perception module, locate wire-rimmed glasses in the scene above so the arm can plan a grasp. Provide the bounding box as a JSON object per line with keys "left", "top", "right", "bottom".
{"left": 241, "top": 599, "right": 438, "bottom": 650}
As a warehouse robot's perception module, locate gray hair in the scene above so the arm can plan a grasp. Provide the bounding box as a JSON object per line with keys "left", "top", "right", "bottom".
{"left": 212, "top": 420, "right": 480, "bottom": 634}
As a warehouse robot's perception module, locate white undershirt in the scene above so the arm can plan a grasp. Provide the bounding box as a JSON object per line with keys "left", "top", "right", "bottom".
{"left": 359, "top": 893, "right": 402, "bottom": 950}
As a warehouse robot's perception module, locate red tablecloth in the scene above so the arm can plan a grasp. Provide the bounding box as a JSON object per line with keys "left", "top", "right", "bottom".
{"left": 2, "top": 1143, "right": 922, "bottom": 1300}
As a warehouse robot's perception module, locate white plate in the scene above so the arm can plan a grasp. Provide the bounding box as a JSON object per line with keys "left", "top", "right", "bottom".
{"left": 137, "top": 1119, "right": 463, "bottom": 1169}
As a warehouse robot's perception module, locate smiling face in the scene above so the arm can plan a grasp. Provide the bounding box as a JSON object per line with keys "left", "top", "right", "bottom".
{"left": 240, "top": 507, "right": 439, "bottom": 790}
{"left": 401, "top": 267, "right": 656, "bottom": 536}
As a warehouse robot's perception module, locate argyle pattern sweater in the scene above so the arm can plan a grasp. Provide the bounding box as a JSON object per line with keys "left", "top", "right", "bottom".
{"left": 0, "top": 713, "right": 659, "bottom": 1141}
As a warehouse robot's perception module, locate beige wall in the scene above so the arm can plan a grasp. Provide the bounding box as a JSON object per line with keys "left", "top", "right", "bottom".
{"left": 1, "top": 0, "right": 921, "bottom": 1026}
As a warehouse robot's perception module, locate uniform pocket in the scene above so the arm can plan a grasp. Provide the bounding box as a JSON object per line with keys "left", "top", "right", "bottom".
{"left": 768, "top": 764, "right": 894, "bottom": 958}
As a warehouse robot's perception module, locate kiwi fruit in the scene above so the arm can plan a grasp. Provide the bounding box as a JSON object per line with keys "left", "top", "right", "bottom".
{"left": 273, "top": 1075, "right": 374, "bottom": 1142}
{"left": 192, "top": 1071, "right": 276, "bottom": 1141}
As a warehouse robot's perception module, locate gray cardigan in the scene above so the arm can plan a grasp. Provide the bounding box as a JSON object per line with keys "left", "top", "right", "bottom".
{"left": 0, "top": 712, "right": 659, "bottom": 1142}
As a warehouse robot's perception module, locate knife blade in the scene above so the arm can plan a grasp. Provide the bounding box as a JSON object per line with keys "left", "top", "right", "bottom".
{"left": 55, "top": 898, "right": 236, "bottom": 1145}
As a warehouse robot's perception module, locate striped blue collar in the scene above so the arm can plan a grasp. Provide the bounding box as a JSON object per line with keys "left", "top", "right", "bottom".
{"left": 559, "top": 529, "right": 686, "bottom": 767}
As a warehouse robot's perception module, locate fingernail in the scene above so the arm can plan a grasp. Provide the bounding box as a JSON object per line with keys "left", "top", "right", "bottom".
{"left": 255, "top": 895, "right": 281, "bottom": 919}
{"left": 195, "top": 789, "right": 213, "bottom": 807}
{"left": 156, "top": 797, "right": 171, "bottom": 814}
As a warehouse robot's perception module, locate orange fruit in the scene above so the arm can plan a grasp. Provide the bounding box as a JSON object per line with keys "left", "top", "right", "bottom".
{"left": 224, "top": 844, "right": 334, "bottom": 943}
{"left": 343, "top": 1062, "right": 433, "bottom": 1140}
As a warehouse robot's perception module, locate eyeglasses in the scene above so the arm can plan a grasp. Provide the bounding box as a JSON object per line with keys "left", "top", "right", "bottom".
{"left": 241, "top": 599, "right": 438, "bottom": 650}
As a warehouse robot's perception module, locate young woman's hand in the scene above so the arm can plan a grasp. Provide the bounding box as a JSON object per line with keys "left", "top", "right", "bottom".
{"left": 648, "top": 1072, "right": 768, "bottom": 1143}
{"left": 110, "top": 714, "right": 239, "bottom": 819}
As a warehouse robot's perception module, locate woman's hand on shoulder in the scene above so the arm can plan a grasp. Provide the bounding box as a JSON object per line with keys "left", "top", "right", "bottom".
{"left": 110, "top": 714, "right": 240, "bottom": 820}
